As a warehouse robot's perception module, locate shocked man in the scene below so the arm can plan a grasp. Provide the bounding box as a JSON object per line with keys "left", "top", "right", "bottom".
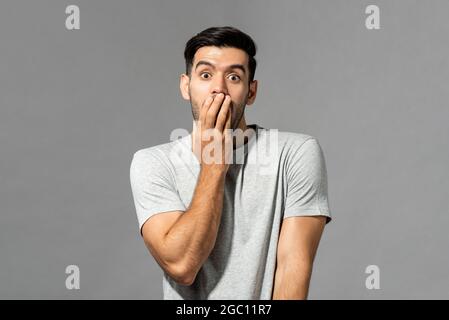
{"left": 130, "top": 26, "right": 332, "bottom": 300}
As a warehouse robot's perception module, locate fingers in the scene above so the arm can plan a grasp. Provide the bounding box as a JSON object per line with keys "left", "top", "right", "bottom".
{"left": 205, "top": 93, "right": 225, "bottom": 128}
{"left": 199, "top": 95, "right": 215, "bottom": 129}
{"left": 196, "top": 93, "right": 232, "bottom": 168}
{"left": 225, "top": 97, "right": 231, "bottom": 130}
{"left": 223, "top": 104, "right": 232, "bottom": 165}
{"left": 215, "top": 95, "right": 231, "bottom": 132}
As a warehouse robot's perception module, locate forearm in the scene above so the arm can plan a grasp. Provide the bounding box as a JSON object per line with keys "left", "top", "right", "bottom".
{"left": 163, "top": 167, "right": 226, "bottom": 279}
{"left": 272, "top": 263, "right": 313, "bottom": 300}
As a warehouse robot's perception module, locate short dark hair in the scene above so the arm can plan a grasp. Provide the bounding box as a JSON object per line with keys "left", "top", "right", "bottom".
{"left": 184, "top": 26, "right": 257, "bottom": 83}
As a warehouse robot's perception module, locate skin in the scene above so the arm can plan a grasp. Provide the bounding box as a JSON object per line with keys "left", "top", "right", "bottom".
{"left": 141, "top": 45, "right": 328, "bottom": 299}
{"left": 272, "top": 216, "right": 327, "bottom": 299}
{"left": 179, "top": 46, "right": 258, "bottom": 137}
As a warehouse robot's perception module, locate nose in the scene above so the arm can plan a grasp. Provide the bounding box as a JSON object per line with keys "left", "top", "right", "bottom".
{"left": 211, "top": 76, "right": 228, "bottom": 96}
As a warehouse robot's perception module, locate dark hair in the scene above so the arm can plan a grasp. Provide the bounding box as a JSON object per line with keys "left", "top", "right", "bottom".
{"left": 184, "top": 26, "right": 257, "bottom": 83}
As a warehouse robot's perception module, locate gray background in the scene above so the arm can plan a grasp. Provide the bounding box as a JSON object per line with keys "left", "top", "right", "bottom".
{"left": 1, "top": 0, "right": 448, "bottom": 299}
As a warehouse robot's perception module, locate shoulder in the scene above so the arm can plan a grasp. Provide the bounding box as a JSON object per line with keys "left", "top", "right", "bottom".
{"left": 132, "top": 135, "right": 190, "bottom": 165}
{"left": 130, "top": 142, "right": 174, "bottom": 176}
{"left": 131, "top": 145, "right": 164, "bottom": 170}
{"left": 260, "top": 127, "right": 322, "bottom": 154}
{"left": 262, "top": 131, "right": 326, "bottom": 175}
{"left": 130, "top": 135, "right": 193, "bottom": 178}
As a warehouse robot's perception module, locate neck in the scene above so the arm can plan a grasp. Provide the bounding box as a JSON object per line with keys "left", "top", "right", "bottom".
{"left": 233, "top": 116, "right": 248, "bottom": 149}
{"left": 191, "top": 116, "right": 250, "bottom": 150}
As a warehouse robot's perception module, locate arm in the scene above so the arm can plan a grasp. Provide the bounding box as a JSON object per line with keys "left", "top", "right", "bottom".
{"left": 142, "top": 168, "right": 226, "bottom": 286}
{"left": 272, "top": 216, "right": 327, "bottom": 299}
{"left": 141, "top": 93, "right": 232, "bottom": 286}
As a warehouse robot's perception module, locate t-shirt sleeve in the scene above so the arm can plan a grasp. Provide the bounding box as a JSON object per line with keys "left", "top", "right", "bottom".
{"left": 129, "top": 149, "right": 187, "bottom": 235}
{"left": 284, "top": 137, "right": 332, "bottom": 223}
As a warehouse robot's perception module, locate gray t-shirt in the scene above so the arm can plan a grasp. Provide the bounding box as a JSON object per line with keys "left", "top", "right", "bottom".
{"left": 129, "top": 124, "right": 332, "bottom": 299}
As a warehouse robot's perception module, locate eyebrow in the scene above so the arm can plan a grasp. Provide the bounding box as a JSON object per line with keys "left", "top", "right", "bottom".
{"left": 194, "top": 60, "right": 246, "bottom": 75}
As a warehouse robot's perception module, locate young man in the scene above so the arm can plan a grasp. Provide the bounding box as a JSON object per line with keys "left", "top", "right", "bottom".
{"left": 130, "top": 26, "right": 332, "bottom": 300}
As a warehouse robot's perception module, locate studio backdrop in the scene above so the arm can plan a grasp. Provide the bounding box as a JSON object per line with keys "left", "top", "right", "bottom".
{"left": 0, "top": 0, "right": 448, "bottom": 299}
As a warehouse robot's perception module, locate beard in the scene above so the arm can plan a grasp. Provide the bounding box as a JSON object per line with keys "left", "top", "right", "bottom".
{"left": 189, "top": 90, "right": 248, "bottom": 131}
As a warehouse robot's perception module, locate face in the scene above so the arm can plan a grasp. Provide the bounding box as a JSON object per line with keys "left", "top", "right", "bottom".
{"left": 180, "top": 46, "right": 257, "bottom": 130}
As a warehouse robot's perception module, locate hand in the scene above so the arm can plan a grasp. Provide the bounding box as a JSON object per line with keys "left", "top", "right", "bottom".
{"left": 192, "top": 93, "right": 232, "bottom": 174}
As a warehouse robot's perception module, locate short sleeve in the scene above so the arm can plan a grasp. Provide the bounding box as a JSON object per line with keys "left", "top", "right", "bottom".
{"left": 284, "top": 138, "right": 332, "bottom": 224}
{"left": 130, "top": 149, "right": 186, "bottom": 235}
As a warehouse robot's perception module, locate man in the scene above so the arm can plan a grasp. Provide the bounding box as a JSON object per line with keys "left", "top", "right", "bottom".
{"left": 130, "top": 26, "right": 332, "bottom": 300}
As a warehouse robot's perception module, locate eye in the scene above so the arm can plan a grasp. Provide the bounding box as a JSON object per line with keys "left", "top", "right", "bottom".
{"left": 228, "top": 74, "right": 241, "bottom": 82}
{"left": 200, "top": 72, "right": 211, "bottom": 79}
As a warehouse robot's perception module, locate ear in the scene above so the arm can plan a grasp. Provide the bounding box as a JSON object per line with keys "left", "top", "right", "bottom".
{"left": 246, "top": 80, "right": 258, "bottom": 106}
{"left": 180, "top": 74, "right": 191, "bottom": 101}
